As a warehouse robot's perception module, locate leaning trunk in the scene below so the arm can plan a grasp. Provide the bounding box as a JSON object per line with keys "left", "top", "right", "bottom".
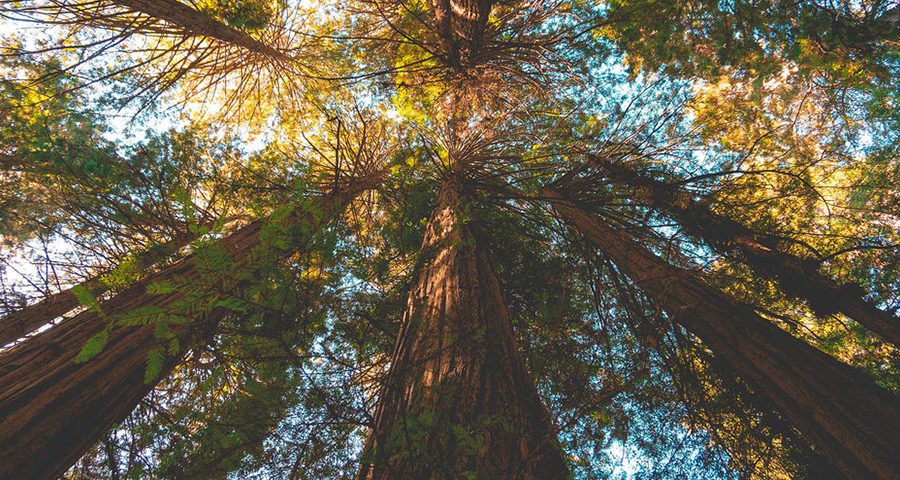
{"left": 110, "top": 0, "right": 291, "bottom": 61}
{"left": 0, "top": 188, "right": 357, "bottom": 480}
{"left": 0, "top": 231, "right": 196, "bottom": 347}
{"left": 544, "top": 188, "right": 900, "bottom": 480}
{"left": 594, "top": 159, "right": 900, "bottom": 347}
{"left": 359, "top": 182, "right": 568, "bottom": 479}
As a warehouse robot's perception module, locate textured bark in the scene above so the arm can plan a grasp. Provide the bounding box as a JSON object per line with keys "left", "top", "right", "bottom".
{"left": 432, "top": 0, "right": 494, "bottom": 68}
{"left": 594, "top": 159, "right": 900, "bottom": 347}
{"left": 359, "top": 183, "right": 568, "bottom": 479}
{"left": 545, "top": 188, "right": 900, "bottom": 480}
{"left": 110, "top": 0, "right": 291, "bottom": 61}
{"left": 0, "top": 231, "right": 196, "bottom": 347}
{"left": 0, "top": 189, "right": 357, "bottom": 480}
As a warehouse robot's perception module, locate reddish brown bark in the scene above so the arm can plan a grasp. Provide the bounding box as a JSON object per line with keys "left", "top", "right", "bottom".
{"left": 545, "top": 188, "right": 900, "bottom": 480}
{"left": 0, "top": 231, "right": 196, "bottom": 347}
{"left": 593, "top": 159, "right": 900, "bottom": 347}
{"left": 0, "top": 189, "right": 357, "bottom": 480}
{"left": 432, "top": 0, "right": 494, "bottom": 68}
{"left": 359, "top": 182, "right": 568, "bottom": 479}
{"left": 110, "top": 0, "right": 292, "bottom": 62}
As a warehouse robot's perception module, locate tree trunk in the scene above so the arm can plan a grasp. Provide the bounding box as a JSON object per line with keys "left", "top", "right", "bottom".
{"left": 544, "top": 188, "right": 900, "bottom": 480}
{"left": 0, "top": 188, "right": 357, "bottom": 480}
{"left": 110, "top": 0, "right": 292, "bottom": 62}
{"left": 432, "top": 0, "right": 493, "bottom": 68}
{"left": 593, "top": 159, "right": 900, "bottom": 347}
{"left": 358, "top": 182, "right": 568, "bottom": 479}
{"left": 810, "top": 5, "right": 899, "bottom": 54}
{"left": 0, "top": 231, "right": 196, "bottom": 347}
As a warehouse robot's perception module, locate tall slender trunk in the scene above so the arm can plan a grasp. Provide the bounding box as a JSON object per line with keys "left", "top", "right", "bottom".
{"left": 0, "top": 188, "right": 358, "bottom": 480}
{"left": 0, "top": 231, "right": 196, "bottom": 347}
{"left": 592, "top": 159, "right": 900, "bottom": 347}
{"left": 110, "top": 0, "right": 292, "bottom": 62}
{"left": 359, "top": 182, "right": 568, "bottom": 479}
{"left": 544, "top": 188, "right": 900, "bottom": 480}
{"left": 432, "top": 0, "right": 493, "bottom": 68}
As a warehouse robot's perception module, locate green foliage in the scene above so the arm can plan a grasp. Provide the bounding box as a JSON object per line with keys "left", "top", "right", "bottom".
{"left": 146, "top": 280, "right": 177, "bottom": 296}
{"left": 199, "top": 0, "right": 278, "bottom": 30}
{"left": 71, "top": 285, "right": 102, "bottom": 313}
{"left": 144, "top": 347, "right": 166, "bottom": 384}
{"left": 74, "top": 330, "right": 109, "bottom": 364}
{"left": 115, "top": 306, "right": 165, "bottom": 327}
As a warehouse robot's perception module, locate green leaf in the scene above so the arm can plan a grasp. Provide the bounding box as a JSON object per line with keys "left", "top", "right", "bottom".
{"left": 165, "top": 314, "right": 190, "bottom": 325}
{"left": 167, "top": 337, "right": 181, "bottom": 355}
{"left": 101, "top": 255, "right": 140, "bottom": 289}
{"left": 144, "top": 347, "right": 166, "bottom": 384}
{"left": 72, "top": 284, "right": 101, "bottom": 312}
{"left": 194, "top": 242, "right": 234, "bottom": 277}
{"left": 146, "top": 280, "right": 177, "bottom": 295}
{"left": 153, "top": 321, "right": 173, "bottom": 340}
{"left": 116, "top": 305, "right": 164, "bottom": 327}
{"left": 215, "top": 296, "right": 251, "bottom": 312}
{"left": 75, "top": 330, "right": 108, "bottom": 363}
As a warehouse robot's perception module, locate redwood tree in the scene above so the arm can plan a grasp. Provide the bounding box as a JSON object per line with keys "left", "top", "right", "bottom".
{"left": 359, "top": 179, "right": 568, "bottom": 479}
{"left": 0, "top": 186, "right": 362, "bottom": 480}
{"left": 544, "top": 187, "right": 900, "bottom": 480}
{"left": 590, "top": 157, "right": 900, "bottom": 347}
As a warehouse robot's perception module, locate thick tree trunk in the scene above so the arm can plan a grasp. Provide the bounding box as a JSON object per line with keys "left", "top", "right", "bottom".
{"left": 544, "top": 188, "right": 900, "bottom": 480}
{"left": 432, "top": 0, "right": 493, "bottom": 68}
{"left": 0, "top": 231, "right": 196, "bottom": 347}
{"left": 0, "top": 189, "right": 357, "bottom": 480}
{"left": 593, "top": 159, "right": 900, "bottom": 347}
{"left": 110, "top": 0, "right": 292, "bottom": 62}
{"left": 359, "top": 182, "right": 568, "bottom": 479}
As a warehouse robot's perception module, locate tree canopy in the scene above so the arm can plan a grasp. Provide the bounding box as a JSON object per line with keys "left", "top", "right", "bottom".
{"left": 0, "top": 1, "right": 897, "bottom": 479}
